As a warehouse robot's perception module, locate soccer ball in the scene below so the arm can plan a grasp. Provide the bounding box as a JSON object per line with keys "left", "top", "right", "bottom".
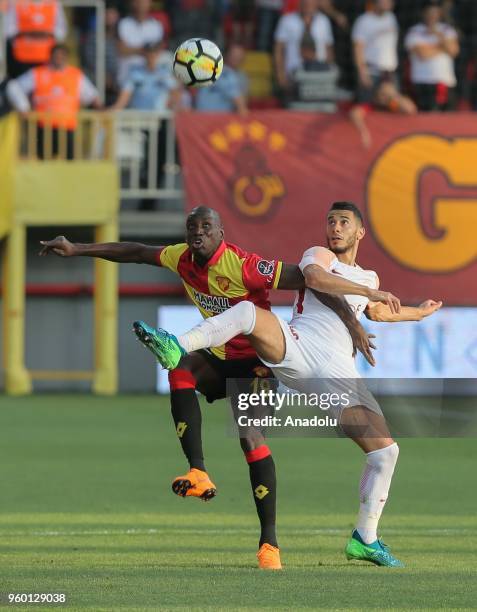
{"left": 173, "top": 38, "right": 223, "bottom": 88}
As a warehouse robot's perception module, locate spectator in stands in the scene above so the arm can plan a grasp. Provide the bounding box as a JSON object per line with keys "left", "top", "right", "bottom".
{"left": 112, "top": 43, "right": 181, "bottom": 112}
{"left": 351, "top": 0, "right": 398, "bottom": 99}
{"left": 405, "top": 0, "right": 459, "bottom": 111}
{"left": 6, "top": 44, "right": 101, "bottom": 160}
{"left": 5, "top": 0, "right": 67, "bottom": 78}
{"left": 256, "top": 0, "right": 285, "bottom": 52}
{"left": 350, "top": 0, "right": 416, "bottom": 148}
{"left": 196, "top": 43, "right": 248, "bottom": 115}
{"left": 111, "top": 43, "right": 183, "bottom": 210}
{"left": 349, "top": 78, "right": 417, "bottom": 148}
{"left": 82, "top": 4, "right": 121, "bottom": 107}
{"left": 274, "top": 0, "right": 334, "bottom": 98}
{"left": 117, "top": 0, "right": 164, "bottom": 85}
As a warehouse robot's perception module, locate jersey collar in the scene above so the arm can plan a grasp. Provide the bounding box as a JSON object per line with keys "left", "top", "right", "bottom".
{"left": 206, "top": 240, "right": 227, "bottom": 267}
{"left": 191, "top": 240, "right": 227, "bottom": 268}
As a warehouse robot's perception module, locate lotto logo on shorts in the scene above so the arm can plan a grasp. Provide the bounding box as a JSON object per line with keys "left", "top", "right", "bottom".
{"left": 176, "top": 422, "right": 187, "bottom": 438}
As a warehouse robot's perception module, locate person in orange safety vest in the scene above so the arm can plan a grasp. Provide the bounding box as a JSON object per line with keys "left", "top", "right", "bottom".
{"left": 5, "top": 0, "right": 67, "bottom": 77}
{"left": 6, "top": 44, "right": 101, "bottom": 159}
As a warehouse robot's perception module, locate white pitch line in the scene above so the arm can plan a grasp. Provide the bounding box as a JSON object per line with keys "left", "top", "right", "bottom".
{"left": 0, "top": 527, "right": 476, "bottom": 538}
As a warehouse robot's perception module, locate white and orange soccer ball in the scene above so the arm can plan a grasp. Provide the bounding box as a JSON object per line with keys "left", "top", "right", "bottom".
{"left": 173, "top": 38, "right": 223, "bottom": 88}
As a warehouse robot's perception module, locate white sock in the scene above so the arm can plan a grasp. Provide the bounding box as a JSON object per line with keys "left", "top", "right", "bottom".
{"left": 356, "top": 442, "right": 399, "bottom": 544}
{"left": 178, "top": 301, "right": 256, "bottom": 354}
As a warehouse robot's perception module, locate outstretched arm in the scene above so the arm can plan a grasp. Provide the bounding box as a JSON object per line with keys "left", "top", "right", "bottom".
{"left": 39, "top": 236, "right": 162, "bottom": 266}
{"left": 365, "top": 299, "right": 442, "bottom": 323}
{"left": 303, "top": 263, "right": 401, "bottom": 314}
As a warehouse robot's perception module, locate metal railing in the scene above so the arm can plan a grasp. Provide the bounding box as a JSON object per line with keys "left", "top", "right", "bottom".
{"left": 114, "top": 110, "right": 182, "bottom": 201}
{"left": 18, "top": 111, "right": 115, "bottom": 160}
{"left": 16, "top": 110, "right": 184, "bottom": 203}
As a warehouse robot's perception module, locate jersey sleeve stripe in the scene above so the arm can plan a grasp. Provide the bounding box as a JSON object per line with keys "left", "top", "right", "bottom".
{"left": 155, "top": 247, "right": 165, "bottom": 266}
{"left": 272, "top": 261, "right": 283, "bottom": 289}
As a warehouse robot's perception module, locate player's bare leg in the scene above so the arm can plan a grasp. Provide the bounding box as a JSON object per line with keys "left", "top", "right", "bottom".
{"left": 133, "top": 302, "right": 284, "bottom": 368}
{"left": 340, "top": 406, "right": 394, "bottom": 453}
{"left": 176, "top": 301, "right": 285, "bottom": 365}
{"left": 340, "top": 405, "right": 403, "bottom": 567}
{"left": 247, "top": 307, "right": 287, "bottom": 365}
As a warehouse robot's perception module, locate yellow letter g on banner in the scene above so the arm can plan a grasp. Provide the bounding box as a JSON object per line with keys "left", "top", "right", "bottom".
{"left": 368, "top": 135, "right": 477, "bottom": 272}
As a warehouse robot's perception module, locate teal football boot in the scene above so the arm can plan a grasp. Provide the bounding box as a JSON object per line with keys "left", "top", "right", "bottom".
{"left": 133, "top": 321, "right": 187, "bottom": 369}
{"left": 345, "top": 529, "right": 405, "bottom": 567}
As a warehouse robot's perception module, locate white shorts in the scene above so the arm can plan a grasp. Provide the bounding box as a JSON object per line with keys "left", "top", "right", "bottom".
{"left": 260, "top": 316, "right": 382, "bottom": 417}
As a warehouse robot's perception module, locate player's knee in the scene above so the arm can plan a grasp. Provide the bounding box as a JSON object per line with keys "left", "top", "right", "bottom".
{"left": 234, "top": 300, "right": 256, "bottom": 335}
{"left": 239, "top": 432, "right": 265, "bottom": 453}
{"left": 368, "top": 442, "right": 399, "bottom": 471}
{"left": 386, "top": 442, "right": 399, "bottom": 466}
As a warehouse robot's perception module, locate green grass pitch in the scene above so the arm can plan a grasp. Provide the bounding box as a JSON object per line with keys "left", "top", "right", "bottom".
{"left": 0, "top": 395, "right": 476, "bottom": 611}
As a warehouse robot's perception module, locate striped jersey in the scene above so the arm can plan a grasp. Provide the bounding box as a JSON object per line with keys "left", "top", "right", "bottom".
{"left": 157, "top": 241, "right": 283, "bottom": 360}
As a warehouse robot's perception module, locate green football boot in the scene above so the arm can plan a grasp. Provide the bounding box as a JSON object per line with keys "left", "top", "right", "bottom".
{"left": 133, "top": 321, "right": 187, "bottom": 369}
{"left": 345, "top": 529, "right": 405, "bottom": 568}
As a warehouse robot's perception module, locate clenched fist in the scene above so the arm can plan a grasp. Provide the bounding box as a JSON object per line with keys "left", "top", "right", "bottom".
{"left": 39, "top": 236, "right": 77, "bottom": 257}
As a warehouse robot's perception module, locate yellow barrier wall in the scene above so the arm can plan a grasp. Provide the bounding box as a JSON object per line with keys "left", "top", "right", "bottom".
{"left": 1, "top": 114, "right": 119, "bottom": 395}
{"left": 0, "top": 114, "right": 17, "bottom": 240}
{"left": 14, "top": 162, "right": 118, "bottom": 225}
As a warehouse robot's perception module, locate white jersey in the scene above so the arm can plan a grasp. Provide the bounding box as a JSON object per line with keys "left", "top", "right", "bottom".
{"left": 292, "top": 246, "right": 379, "bottom": 354}
{"left": 259, "top": 245, "right": 382, "bottom": 411}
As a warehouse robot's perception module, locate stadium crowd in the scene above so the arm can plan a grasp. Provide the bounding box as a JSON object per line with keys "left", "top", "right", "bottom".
{"left": 0, "top": 0, "right": 475, "bottom": 163}
{"left": 2, "top": 0, "right": 476, "bottom": 112}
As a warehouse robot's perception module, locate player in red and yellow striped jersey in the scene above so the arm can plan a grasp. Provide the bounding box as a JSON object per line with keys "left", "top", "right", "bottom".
{"left": 156, "top": 237, "right": 282, "bottom": 361}
{"left": 143, "top": 207, "right": 303, "bottom": 570}
{"left": 39, "top": 206, "right": 370, "bottom": 570}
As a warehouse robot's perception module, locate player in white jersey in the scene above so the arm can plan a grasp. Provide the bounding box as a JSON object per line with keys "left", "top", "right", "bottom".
{"left": 139, "top": 201, "right": 442, "bottom": 568}
{"left": 259, "top": 244, "right": 381, "bottom": 385}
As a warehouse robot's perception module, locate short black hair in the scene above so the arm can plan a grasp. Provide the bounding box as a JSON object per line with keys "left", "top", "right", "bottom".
{"left": 329, "top": 201, "right": 364, "bottom": 225}
{"left": 188, "top": 206, "right": 222, "bottom": 226}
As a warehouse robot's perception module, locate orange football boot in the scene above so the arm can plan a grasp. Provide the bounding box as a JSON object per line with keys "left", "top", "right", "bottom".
{"left": 257, "top": 543, "right": 282, "bottom": 570}
{"left": 171, "top": 468, "right": 217, "bottom": 502}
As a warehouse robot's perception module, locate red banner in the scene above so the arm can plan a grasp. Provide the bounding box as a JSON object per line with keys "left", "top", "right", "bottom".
{"left": 176, "top": 112, "right": 477, "bottom": 305}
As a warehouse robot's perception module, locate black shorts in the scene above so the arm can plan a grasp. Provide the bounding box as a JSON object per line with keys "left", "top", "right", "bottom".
{"left": 198, "top": 349, "right": 277, "bottom": 403}
{"left": 413, "top": 83, "right": 456, "bottom": 112}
